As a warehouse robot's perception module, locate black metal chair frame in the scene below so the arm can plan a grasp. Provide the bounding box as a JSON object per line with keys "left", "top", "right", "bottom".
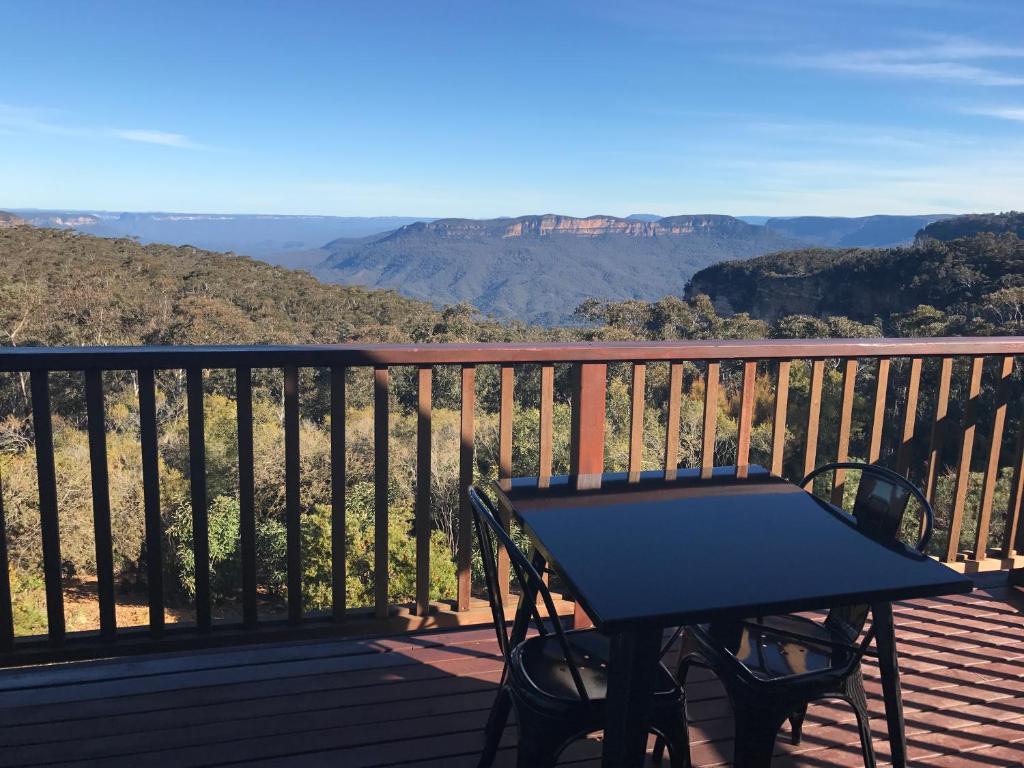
{"left": 654, "top": 462, "right": 934, "bottom": 767}
{"left": 469, "top": 485, "right": 691, "bottom": 768}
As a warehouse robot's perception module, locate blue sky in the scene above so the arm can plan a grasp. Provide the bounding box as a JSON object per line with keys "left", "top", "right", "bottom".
{"left": 1, "top": 0, "right": 1023, "bottom": 217}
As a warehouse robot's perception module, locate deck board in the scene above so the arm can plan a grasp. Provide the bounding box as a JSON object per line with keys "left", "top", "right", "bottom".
{"left": 1, "top": 589, "right": 1023, "bottom": 766}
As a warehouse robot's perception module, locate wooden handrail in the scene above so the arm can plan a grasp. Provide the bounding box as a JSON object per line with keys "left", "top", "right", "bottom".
{"left": 3, "top": 336, "right": 1024, "bottom": 663}
{"left": 1, "top": 336, "right": 1024, "bottom": 369}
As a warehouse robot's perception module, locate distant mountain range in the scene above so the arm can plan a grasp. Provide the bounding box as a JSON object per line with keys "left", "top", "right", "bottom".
{"left": 686, "top": 211, "right": 1022, "bottom": 325}
{"left": 8, "top": 206, "right": 965, "bottom": 323}
{"left": 9, "top": 209, "right": 430, "bottom": 268}
{"left": 317, "top": 214, "right": 806, "bottom": 323}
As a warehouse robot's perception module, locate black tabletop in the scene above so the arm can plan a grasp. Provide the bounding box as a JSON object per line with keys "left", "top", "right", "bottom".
{"left": 492, "top": 467, "right": 973, "bottom": 633}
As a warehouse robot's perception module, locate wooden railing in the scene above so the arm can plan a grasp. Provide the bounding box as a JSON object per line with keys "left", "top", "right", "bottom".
{"left": 2, "top": 337, "right": 1024, "bottom": 662}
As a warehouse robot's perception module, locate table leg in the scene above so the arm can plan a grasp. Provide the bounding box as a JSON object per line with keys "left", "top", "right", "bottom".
{"left": 603, "top": 626, "right": 663, "bottom": 768}
{"left": 872, "top": 601, "right": 907, "bottom": 768}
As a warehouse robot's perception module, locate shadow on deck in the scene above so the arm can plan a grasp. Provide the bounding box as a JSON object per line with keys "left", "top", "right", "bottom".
{"left": 1, "top": 587, "right": 1022, "bottom": 767}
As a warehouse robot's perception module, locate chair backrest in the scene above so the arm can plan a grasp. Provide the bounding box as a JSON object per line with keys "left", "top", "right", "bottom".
{"left": 800, "top": 462, "right": 934, "bottom": 641}
{"left": 468, "top": 485, "right": 590, "bottom": 700}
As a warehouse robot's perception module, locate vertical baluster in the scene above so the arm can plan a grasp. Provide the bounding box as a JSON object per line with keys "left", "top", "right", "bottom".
{"left": 373, "top": 366, "right": 389, "bottom": 620}
{"left": 701, "top": 362, "right": 720, "bottom": 479}
{"left": 85, "top": 370, "right": 116, "bottom": 641}
{"left": 664, "top": 362, "right": 683, "bottom": 480}
{"left": 628, "top": 363, "right": 646, "bottom": 483}
{"left": 457, "top": 365, "right": 475, "bottom": 612}
{"left": 736, "top": 361, "right": 757, "bottom": 478}
{"left": 803, "top": 360, "right": 825, "bottom": 480}
{"left": 771, "top": 361, "right": 791, "bottom": 477}
{"left": 415, "top": 366, "right": 432, "bottom": 617}
{"left": 186, "top": 368, "right": 211, "bottom": 632}
{"left": 895, "top": 358, "right": 922, "bottom": 477}
{"left": 1002, "top": 427, "right": 1024, "bottom": 558}
{"left": 284, "top": 366, "right": 302, "bottom": 625}
{"left": 831, "top": 359, "right": 858, "bottom": 504}
{"left": 924, "top": 357, "right": 953, "bottom": 503}
{"left": 0, "top": 470, "right": 14, "bottom": 651}
{"left": 138, "top": 368, "right": 164, "bottom": 636}
{"left": 236, "top": 368, "right": 257, "bottom": 628}
{"left": 570, "top": 363, "right": 607, "bottom": 491}
{"left": 946, "top": 356, "right": 984, "bottom": 562}
{"left": 868, "top": 358, "right": 890, "bottom": 465}
{"left": 497, "top": 365, "right": 513, "bottom": 605}
{"left": 330, "top": 366, "right": 347, "bottom": 621}
{"left": 31, "top": 371, "right": 64, "bottom": 646}
{"left": 973, "top": 356, "right": 1014, "bottom": 561}
{"left": 538, "top": 364, "right": 554, "bottom": 487}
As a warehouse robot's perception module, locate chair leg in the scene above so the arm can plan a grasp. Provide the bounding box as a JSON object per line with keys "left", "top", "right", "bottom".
{"left": 653, "top": 708, "right": 692, "bottom": 768}
{"left": 653, "top": 651, "right": 701, "bottom": 762}
{"left": 846, "top": 672, "right": 877, "bottom": 768}
{"left": 478, "top": 687, "right": 512, "bottom": 768}
{"left": 788, "top": 704, "right": 807, "bottom": 745}
{"left": 732, "top": 702, "right": 784, "bottom": 768}
{"left": 512, "top": 702, "right": 574, "bottom": 768}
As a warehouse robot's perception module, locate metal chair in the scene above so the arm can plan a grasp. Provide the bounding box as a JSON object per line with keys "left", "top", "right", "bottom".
{"left": 469, "top": 485, "right": 691, "bottom": 768}
{"left": 653, "top": 462, "right": 933, "bottom": 767}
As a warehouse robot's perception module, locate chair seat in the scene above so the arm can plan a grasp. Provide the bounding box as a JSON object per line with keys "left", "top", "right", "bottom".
{"left": 690, "top": 614, "right": 856, "bottom": 684}
{"left": 511, "top": 628, "right": 680, "bottom": 703}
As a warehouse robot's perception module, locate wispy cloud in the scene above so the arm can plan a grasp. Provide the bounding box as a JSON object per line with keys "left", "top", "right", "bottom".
{"left": 785, "top": 36, "right": 1024, "bottom": 86}
{"left": 0, "top": 103, "right": 210, "bottom": 149}
{"left": 961, "top": 105, "right": 1024, "bottom": 122}
{"left": 112, "top": 129, "right": 205, "bottom": 148}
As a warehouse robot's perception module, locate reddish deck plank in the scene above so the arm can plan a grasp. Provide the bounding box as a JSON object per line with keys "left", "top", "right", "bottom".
{"left": 0, "top": 588, "right": 1022, "bottom": 767}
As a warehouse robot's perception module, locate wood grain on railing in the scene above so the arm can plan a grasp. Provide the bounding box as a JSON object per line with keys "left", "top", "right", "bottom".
{"left": 31, "top": 371, "right": 64, "bottom": 646}
{"left": 236, "top": 367, "right": 257, "bottom": 628}
{"left": 187, "top": 368, "right": 211, "bottom": 632}
{"left": 374, "top": 366, "right": 389, "bottom": 619}
{"left": 924, "top": 357, "right": 953, "bottom": 504}
{"left": 664, "top": 362, "right": 682, "bottom": 480}
{"left": 137, "top": 368, "right": 164, "bottom": 636}
{"left": 896, "top": 357, "right": 922, "bottom": 477}
{"left": 947, "top": 356, "right": 985, "bottom": 562}
{"left": 628, "top": 363, "right": 645, "bottom": 483}
{"left": 974, "top": 355, "right": 1014, "bottom": 560}
{"left": 771, "top": 361, "right": 791, "bottom": 476}
{"left": 831, "top": 359, "right": 858, "bottom": 503}
{"left": 415, "top": 366, "right": 431, "bottom": 616}
{"left": 804, "top": 360, "right": 825, "bottom": 480}
{"left": 330, "top": 366, "right": 346, "bottom": 622}
{"left": 85, "top": 370, "right": 116, "bottom": 640}
{"left": 538, "top": 364, "right": 553, "bottom": 486}
{"left": 570, "top": 363, "right": 606, "bottom": 490}
{"left": 736, "top": 361, "right": 757, "bottom": 478}
{"left": 868, "top": 358, "right": 889, "bottom": 465}
{"left": 701, "top": 362, "right": 720, "bottom": 479}
{"left": 457, "top": 365, "right": 475, "bottom": 611}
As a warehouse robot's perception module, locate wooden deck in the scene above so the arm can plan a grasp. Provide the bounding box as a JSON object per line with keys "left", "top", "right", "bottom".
{"left": 1, "top": 586, "right": 1022, "bottom": 767}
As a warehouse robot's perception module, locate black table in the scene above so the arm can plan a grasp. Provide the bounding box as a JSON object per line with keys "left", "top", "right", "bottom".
{"left": 492, "top": 466, "right": 973, "bottom": 768}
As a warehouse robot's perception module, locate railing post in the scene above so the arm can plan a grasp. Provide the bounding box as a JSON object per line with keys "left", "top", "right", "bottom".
{"left": 137, "top": 368, "right": 164, "bottom": 637}
{"left": 186, "top": 368, "right": 211, "bottom": 632}
{"left": 85, "top": 369, "right": 116, "bottom": 641}
{"left": 414, "top": 366, "right": 431, "bottom": 617}
{"left": 31, "top": 371, "right": 64, "bottom": 647}
{"left": 570, "top": 362, "right": 606, "bottom": 491}
{"left": 374, "top": 366, "right": 390, "bottom": 620}
{"left": 330, "top": 366, "right": 347, "bottom": 622}
{"left": 284, "top": 366, "right": 302, "bottom": 625}
{"left": 236, "top": 368, "right": 257, "bottom": 629}
{"left": 457, "top": 365, "right": 475, "bottom": 612}
{"left": 0, "top": 469, "right": 13, "bottom": 651}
